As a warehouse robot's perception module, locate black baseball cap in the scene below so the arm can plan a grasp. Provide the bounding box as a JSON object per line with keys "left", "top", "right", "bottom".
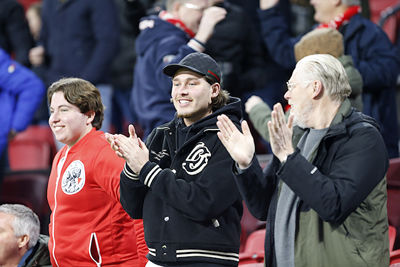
{"left": 163, "top": 52, "right": 222, "bottom": 84}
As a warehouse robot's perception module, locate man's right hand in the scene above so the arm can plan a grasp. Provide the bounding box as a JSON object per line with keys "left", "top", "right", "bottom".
{"left": 29, "top": 46, "right": 45, "bottom": 66}
{"left": 260, "top": 0, "right": 279, "bottom": 10}
{"left": 195, "top": 6, "right": 227, "bottom": 44}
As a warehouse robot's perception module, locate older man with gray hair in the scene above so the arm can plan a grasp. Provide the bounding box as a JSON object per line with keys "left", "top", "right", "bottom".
{"left": 0, "top": 204, "right": 51, "bottom": 267}
{"left": 217, "top": 54, "right": 389, "bottom": 267}
{"left": 257, "top": 0, "right": 400, "bottom": 158}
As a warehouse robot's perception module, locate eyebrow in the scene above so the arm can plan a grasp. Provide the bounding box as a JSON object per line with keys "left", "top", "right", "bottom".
{"left": 50, "top": 104, "right": 72, "bottom": 110}
{"left": 172, "top": 77, "right": 201, "bottom": 82}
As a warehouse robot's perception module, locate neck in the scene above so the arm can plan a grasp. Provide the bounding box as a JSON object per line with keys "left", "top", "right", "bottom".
{"left": 327, "top": 5, "right": 348, "bottom": 22}
{"left": 310, "top": 99, "right": 341, "bottom": 129}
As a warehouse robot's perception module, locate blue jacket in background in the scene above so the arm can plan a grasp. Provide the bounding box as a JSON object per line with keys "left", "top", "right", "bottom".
{"left": 258, "top": 7, "right": 400, "bottom": 158}
{"left": 40, "top": 0, "right": 119, "bottom": 85}
{"left": 0, "top": 49, "right": 45, "bottom": 155}
{"left": 131, "top": 15, "right": 197, "bottom": 138}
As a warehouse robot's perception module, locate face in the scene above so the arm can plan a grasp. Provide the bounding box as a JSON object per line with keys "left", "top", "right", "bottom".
{"left": 0, "top": 213, "right": 20, "bottom": 265}
{"left": 177, "top": 0, "right": 209, "bottom": 33}
{"left": 284, "top": 66, "right": 314, "bottom": 128}
{"left": 310, "top": 0, "right": 337, "bottom": 23}
{"left": 49, "top": 91, "right": 94, "bottom": 147}
{"left": 171, "top": 70, "right": 219, "bottom": 126}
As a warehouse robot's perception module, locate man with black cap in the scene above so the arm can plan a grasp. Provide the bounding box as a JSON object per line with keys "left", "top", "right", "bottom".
{"left": 107, "top": 52, "right": 243, "bottom": 267}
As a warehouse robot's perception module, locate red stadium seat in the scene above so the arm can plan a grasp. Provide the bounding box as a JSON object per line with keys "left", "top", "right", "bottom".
{"left": 239, "top": 229, "right": 265, "bottom": 265}
{"left": 391, "top": 225, "right": 397, "bottom": 252}
{"left": 8, "top": 125, "right": 56, "bottom": 171}
{"left": 391, "top": 249, "right": 400, "bottom": 265}
{"left": 369, "top": 0, "right": 400, "bottom": 43}
{"left": 240, "top": 202, "right": 266, "bottom": 252}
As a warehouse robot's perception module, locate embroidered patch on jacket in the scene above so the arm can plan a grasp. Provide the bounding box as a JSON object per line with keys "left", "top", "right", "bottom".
{"left": 182, "top": 142, "right": 211, "bottom": 175}
{"left": 61, "top": 160, "right": 85, "bottom": 195}
{"left": 151, "top": 149, "right": 169, "bottom": 161}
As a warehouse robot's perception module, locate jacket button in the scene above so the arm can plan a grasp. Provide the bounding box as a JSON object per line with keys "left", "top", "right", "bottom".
{"left": 162, "top": 245, "right": 167, "bottom": 249}
{"left": 164, "top": 216, "right": 169, "bottom": 222}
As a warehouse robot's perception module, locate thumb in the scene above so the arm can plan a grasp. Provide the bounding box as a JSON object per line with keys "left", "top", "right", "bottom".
{"left": 128, "top": 124, "right": 136, "bottom": 138}
{"left": 287, "top": 114, "right": 294, "bottom": 130}
{"left": 241, "top": 120, "right": 252, "bottom": 137}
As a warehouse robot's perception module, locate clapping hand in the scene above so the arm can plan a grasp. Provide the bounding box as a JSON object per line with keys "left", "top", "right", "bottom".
{"left": 106, "top": 124, "right": 149, "bottom": 174}
{"left": 216, "top": 115, "right": 255, "bottom": 169}
{"left": 267, "top": 103, "right": 294, "bottom": 162}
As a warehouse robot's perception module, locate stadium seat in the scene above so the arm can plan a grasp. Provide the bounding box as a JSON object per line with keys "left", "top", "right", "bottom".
{"left": 8, "top": 125, "right": 56, "bottom": 171}
{"left": 239, "top": 228, "right": 265, "bottom": 265}
{"left": 240, "top": 202, "right": 266, "bottom": 252}
{"left": 0, "top": 172, "right": 50, "bottom": 234}
{"left": 391, "top": 249, "right": 400, "bottom": 265}
{"left": 391, "top": 225, "right": 397, "bottom": 252}
{"left": 369, "top": 0, "right": 400, "bottom": 43}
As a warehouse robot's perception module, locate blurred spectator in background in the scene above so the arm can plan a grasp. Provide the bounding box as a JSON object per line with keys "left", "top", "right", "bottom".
{"left": 110, "top": 0, "right": 145, "bottom": 134}
{"left": 204, "top": 0, "right": 267, "bottom": 99}
{"left": 26, "top": 2, "right": 49, "bottom": 126}
{"left": 47, "top": 78, "right": 148, "bottom": 266}
{"left": 0, "top": 0, "right": 34, "bottom": 66}
{"left": 258, "top": 0, "right": 400, "bottom": 158}
{"left": 0, "top": 204, "right": 51, "bottom": 267}
{"left": 131, "top": 0, "right": 226, "bottom": 138}
{"left": 29, "top": 0, "right": 119, "bottom": 133}
{"left": 25, "top": 3, "right": 42, "bottom": 42}
{"left": 0, "top": 48, "right": 45, "bottom": 190}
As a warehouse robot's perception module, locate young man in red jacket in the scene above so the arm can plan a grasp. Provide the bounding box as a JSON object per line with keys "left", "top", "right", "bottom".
{"left": 47, "top": 77, "right": 148, "bottom": 267}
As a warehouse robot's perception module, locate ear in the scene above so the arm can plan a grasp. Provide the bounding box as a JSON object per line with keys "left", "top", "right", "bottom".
{"left": 85, "top": 111, "right": 95, "bottom": 125}
{"left": 311, "top": 80, "right": 323, "bottom": 99}
{"left": 17, "top": 234, "right": 30, "bottom": 249}
{"left": 210, "top": 83, "right": 221, "bottom": 98}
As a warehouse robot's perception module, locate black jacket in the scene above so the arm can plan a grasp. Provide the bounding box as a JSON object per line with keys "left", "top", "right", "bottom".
{"left": 236, "top": 100, "right": 389, "bottom": 266}
{"left": 120, "top": 97, "right": 243, "bottom": 266}
{"left": 0, "top": 0, "right": 34, "bottom": 66}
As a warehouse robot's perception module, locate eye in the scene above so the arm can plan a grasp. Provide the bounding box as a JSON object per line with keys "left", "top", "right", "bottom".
{"left": 60, "top": 108, "right": 69, "bottom": 112}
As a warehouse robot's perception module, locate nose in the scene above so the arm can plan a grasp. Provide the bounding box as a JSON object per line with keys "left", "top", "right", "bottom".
{"left": 49, "top": 110, "right": 59, "bottom": 124}
{"left": 284, "top": 90, "right": 291, "bottom": 101}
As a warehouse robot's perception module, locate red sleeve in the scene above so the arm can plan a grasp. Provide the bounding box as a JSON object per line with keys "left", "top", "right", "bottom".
{"left": 133, "top": 219, "right": 148, "bottom": 266}
{"left": 93, "top": 142, "right": 125, "bottom": 202}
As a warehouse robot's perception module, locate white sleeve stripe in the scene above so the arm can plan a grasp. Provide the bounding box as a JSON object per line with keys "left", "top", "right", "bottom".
{"left": 123, "top": 164, "right": 139, "bottom": 180}
{"left": 147, "top": 168, "right": 162, "bottom": 187}
{"left": 144, "top": 165, "right": 161, "bottom": 186}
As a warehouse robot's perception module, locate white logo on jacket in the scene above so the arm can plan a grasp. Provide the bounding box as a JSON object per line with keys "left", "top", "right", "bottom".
{"left": 182, "top": 142, "right": 211, "bottom": 175}
{"left": 61, "top": 160, "right": 85, "bottom": 195}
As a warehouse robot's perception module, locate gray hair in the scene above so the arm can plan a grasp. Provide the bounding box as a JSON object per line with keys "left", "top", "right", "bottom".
{"left": 297, "top": 54, "right": 352, "bottom": 102}
{"left": 342, "top": 0, "right": 360, "bottom": 6}
{"left": 0, "top": 204, "right": 40, "bottom": 249}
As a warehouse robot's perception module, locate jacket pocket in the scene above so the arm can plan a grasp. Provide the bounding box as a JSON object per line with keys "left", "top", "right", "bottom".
{"left": 89, "top": 232, "right": 102, "bottom": 267}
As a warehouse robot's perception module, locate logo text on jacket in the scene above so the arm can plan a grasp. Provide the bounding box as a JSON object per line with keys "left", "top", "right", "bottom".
{"left": 182, "top": 142, "right": 211, "bottom": 175}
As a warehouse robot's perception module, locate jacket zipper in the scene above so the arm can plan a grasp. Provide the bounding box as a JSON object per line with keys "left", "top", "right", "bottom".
{"left": 51, "top": 148, "right": 69, "bottom": 267}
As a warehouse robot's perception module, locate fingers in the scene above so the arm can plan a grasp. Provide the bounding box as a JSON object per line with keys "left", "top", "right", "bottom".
{"left": 287, "top": 114, "right": 294, "bottom": 129}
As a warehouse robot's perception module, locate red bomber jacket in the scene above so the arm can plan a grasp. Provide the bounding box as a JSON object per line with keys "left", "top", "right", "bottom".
{"left": 47, "top": 128, "right": 148, "bottom": 267}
